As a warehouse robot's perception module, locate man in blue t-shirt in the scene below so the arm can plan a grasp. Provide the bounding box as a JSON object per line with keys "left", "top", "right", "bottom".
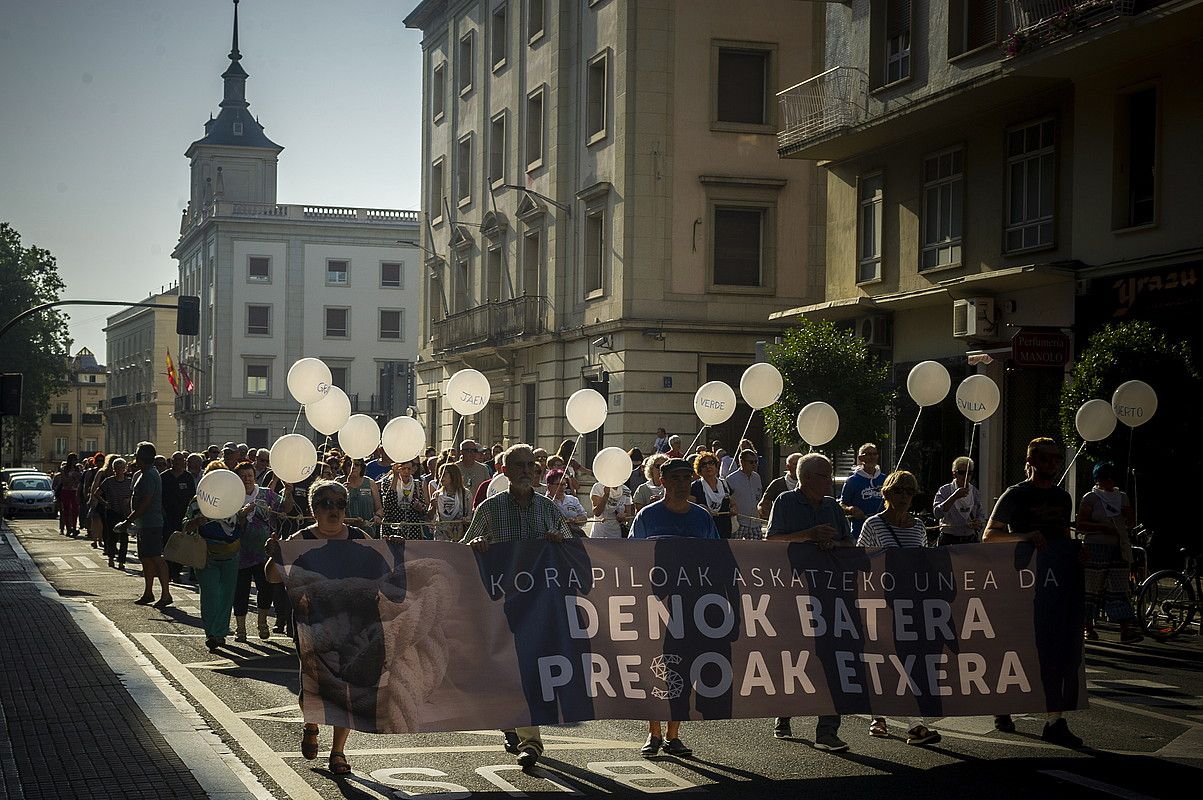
{"left": 839, "top": 442, "right": 887, "bottom": 537}
{"left": 630, "top": 459, "right": 719, "bottom": 541}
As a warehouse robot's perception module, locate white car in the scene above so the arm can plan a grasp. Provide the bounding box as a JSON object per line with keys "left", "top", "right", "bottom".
{"left": 2, "top": 473, "right": 56, "bottom": 518}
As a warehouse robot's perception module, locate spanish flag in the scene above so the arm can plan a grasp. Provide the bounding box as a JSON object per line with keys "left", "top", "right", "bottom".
{"left": 166, "top": 348, "right": 179, "bottom": 395}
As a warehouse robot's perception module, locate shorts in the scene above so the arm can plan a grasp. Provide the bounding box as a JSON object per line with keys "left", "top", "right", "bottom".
{"left": 137, "top": 527, "right": 165, "bottom": 559}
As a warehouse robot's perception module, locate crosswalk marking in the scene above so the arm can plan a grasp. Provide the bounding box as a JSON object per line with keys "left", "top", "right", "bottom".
{"left": 180, "top": 606, "right": 201, "bottom": 616}
{"left": 49, "top": 557, "right": 72, "bottom": 569}
{"left": 75, "top": 557, "right": 98, "bottom": 568}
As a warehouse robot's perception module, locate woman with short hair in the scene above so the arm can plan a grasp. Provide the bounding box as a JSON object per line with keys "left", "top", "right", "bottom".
{"left": 181, "top": 462, "right": 247, "bottom": 653}
{"left": 1077, "top": 462, "right": 1141, "bottom": 643}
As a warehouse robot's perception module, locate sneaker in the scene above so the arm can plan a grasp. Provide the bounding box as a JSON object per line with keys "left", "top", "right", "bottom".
{"left": 773, "top": 718, "right": 792, "bottom": 739}
{"left": 662, "top": 738, "right": 692, "bottom": 756}
{"left": 516, "top": 748, "right": 539, "bottom": 768}
{"left": 502, "top": 731, "right": 520, "bottom": 755}
{"left": 906, "top": 725, "right": 942, "bottom": 746}
{"left": 813, "top": 733, "right": 849, "bottom": 752}
{"left": 994, "top": 715, "right": 1016, "bottom": 733}
{"left": 640, "top": 735, "right": 663, "bottom": 757}
{"left": 1041, "top": 719, "right": 1083, "bottom": 748}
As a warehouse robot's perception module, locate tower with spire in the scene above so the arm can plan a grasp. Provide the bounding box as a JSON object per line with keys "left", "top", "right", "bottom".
{"left": 185, "top": 0, "right": 283, "bottom": 213}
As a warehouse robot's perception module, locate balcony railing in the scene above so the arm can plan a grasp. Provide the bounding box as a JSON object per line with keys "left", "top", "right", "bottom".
{"left": 431, "top": 295, "right": 552, "bottom": 354}
{"left": 174, "top": 394, "right": 194, "bottom": 414}
{"left": 49, "top": 413, "right": 71, "bottom": 424}
{"left": 108, "top": 395, "right": 128, "bottom": 408}
{"left": 777, "top": 66, "right": 868, "bottom": 155}
{"left": 181, "top": 200, "right": 420, "bottom": 237}
{"left": 81, "top": 413, "right": 103, "bottom": 425}
{"left": 1004, "top": 0, "right": 1157, "bottom": 56}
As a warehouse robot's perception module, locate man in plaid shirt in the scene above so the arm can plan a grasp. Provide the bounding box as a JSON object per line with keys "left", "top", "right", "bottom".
{"left": 461, "top": 443, "right": 573, "bottom": 768}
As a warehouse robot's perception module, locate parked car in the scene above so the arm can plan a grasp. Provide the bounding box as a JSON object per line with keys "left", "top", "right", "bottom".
{"left": 2, "top": 473, "right": 56, "bottom": 518}
{"left": 0, "top": 467, "right": 44, "bottom": 488}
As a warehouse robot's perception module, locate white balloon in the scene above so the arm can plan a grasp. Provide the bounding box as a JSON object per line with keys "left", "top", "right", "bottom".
{"left": 565, "top": 389, "right": 608, "bottom": 434}
{"left": 305, "top": 385, "right": 352, "bottom": 436}
{"left": 592, "top": 447, "right": 633, "bottom": 488}
{"left": 270, "top": 434, "right": 318, "bottom": 484}
{"left": 796, "top": 402, "right": 839, "bottom": 447}
{"left": 1076, "top": 399, "right": 1117, "bottom": 442}
{"left": 694, "top": 381, "right": 737, "bottom": 426}
{"left": 740, "top": 363, "right": 784, "bottom": 410}
{"left": 1112, "top": 380, "right": 1158, "bottom": 428}
{"left": 286, "top": 358, "right": 332, "bottom": 405}
{"left": 446, "top": 369, "right": 492, "bottom": 416}
{"left": 907, "top": 361, "right": 951, "bottom": 407}
{"left": 955, "top": 375, "right": 1001, "bottom": 423}
{"left": 337, "top": 414, "right": 381, "bottom": 460}
{"left": 194, "top": 469, "right": 245, "bottom": 520}
{"left": 381, "top": 416, "right": 426, "bottom": 463}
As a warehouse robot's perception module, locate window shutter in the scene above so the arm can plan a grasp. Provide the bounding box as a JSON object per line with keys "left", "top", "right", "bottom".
{"left": 887, "top": 0, "right": 911, "bottom": 37}
{"left": 967, "top": 0, "right": 997, "bottom": 50}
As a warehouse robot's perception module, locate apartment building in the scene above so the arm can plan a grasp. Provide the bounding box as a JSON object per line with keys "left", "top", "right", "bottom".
{"left": 774, "top": 0, "right": 1203, "bottom": 503}
{"left": 36, "top": 348, "right": 106, "bottom": 472}
{"left": 172, "top": 4, "right": 420, "bottom": 450}
{"left": 103, "top": 290, "right": 180, "bottom": 455}
{"left": 405, "top": 0, "right": 824, "bottom": 460}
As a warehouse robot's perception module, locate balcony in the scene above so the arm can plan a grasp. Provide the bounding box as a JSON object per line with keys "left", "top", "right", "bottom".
{"left": 174, "top": 394, "right": 194, "bottom": 415}
{"left": 179, "top": 200, "right": 420, "bottom": 239}
{"left": 1005, "top": 0, "right": 1145, "bottom": 56}
{"left": 81, "top": 413, "right": 103, "bottom": 425}
{"left": 49, "top": 413, "right": 71, "bottom": 424}
{"left": 777, "top": 66, "right": 868, "bottom": 156}
{"left": 430, "top": 295, "right": 552, "bottom": 354}
{"left": 109, "top": 395, "right": 128, "bottom": 408}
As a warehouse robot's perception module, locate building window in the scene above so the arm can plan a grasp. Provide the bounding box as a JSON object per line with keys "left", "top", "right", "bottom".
{"left": 84, "top": 438, "right": 98, "bottom": 453}
{"left": 885, "top": 0, "right": 912, "bottom": 85}
{"left": 921, "top": 148, "right": 964, "bottom": 270}
{"left": 245, "top": 363, "right": 270, "bottom": 397}
{"left": 488, "top": 112, "right": 506, "bottom": 186}
{"left": 55, "top": 402, "right": 69, "bottom": 415}
{"left": 326, "top": 259, "right": 349, "bottom": 285}
{"left": 458, "top": 30, "right": 474, "bottom": 96}
{"left": 432, "top": 62, "right": 446, "bottom": 122}
{"left": 586, "top": 50, "right": 608, "bottom": 143}
{"left": 325, "top": 307, "right": 350, "bottom": 338}
{"left": 522, "top": 228, "right": 541, "bottom": 296}
{"left": 381, "top": 262, "right": 403, "bottom": 288}
{"left": 486, "top": 245, "right": 506, "bottom": 302}
{"left": 1005, "top": 117, "right": 1056, "bottom": 252}
{"left": 524, "top": 382, "right": 537, "bottom": 445}
{"left": 379, "top": 309, "right": 403, "bottom": 340}
{"left": 584, "top": 207, "right": 605, "bottom": 296}
{"left": 857, "top": 173, "right": 884, "bottom": 283}
{"left": 246, "top": 304, "right": 271, "bottom": 336}
{"left": 248, "top": 256, "right": 270, "bottom": 282}
{"left": 453, "top": 255, "right": 472, "bottom": 312}
{"left": 713, "top": 207, "right": 765, "bottom": 287}
{"left": 527, "top": 0, "right": 545, "bottom": 44}
{"left": 491, "top": 3, "right": 508, "bottom": 71}
{"left": 55, "top": 437, "right": 68, "bottom": 456}
{"left": 232, "top": 122, "right": 243, "bottom": 136}
{"left": 457, "top": 133, "right": 473, "bottom": 207}
{"left": 525, "top": 87, "right": 545, "bottom": 171}
{"left": 430, "top": 158, "right": 446, "bottom": 223}
{"left": 715, "top": 47, "right": 770, "bottom": 126}
{"left": 245, "top": 428, "right": 269, "bottom": 449}
{"left": 328, "top": 366, "right": 348, "bottom": 392}
{"left": 1114, "top": 87, "right": 1157, "bottom": 229}
{"left": 948, "top": 0, "right": 997, "bottom": 58}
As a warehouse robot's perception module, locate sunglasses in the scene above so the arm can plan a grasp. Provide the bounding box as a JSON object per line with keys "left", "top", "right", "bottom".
{"left": 313, "top": 498, "right": 347, "bottom": 511}
{"left": 699, "top": 460, "right": 718, "bottom": 468}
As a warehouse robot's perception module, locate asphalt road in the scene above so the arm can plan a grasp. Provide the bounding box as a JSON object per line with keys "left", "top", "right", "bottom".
{"left": 9, "top": 517, "right": 1202, "bottom": 799}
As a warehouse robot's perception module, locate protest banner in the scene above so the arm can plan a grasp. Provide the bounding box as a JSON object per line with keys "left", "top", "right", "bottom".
{"left": 279, "top": 538, "right": 1085, "bottom": 734}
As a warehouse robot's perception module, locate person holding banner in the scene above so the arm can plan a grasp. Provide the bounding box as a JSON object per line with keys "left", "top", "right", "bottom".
{"left": 932, "top": 457, "right": 985, "bottom": 545}
{"left": 758, "top": 452, "right": 802, "bottom": 521}
{"left": 839, "top": 443, "right": 887, "bottom": 539}
{"left": 1076, "top": 462, "right": 1141, "bottom": 644}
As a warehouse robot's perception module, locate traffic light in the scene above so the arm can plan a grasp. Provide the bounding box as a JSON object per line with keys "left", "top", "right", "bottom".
{"left": 0, "top": 373, "right": 21, "bottom": 417}
{"left": 176, "top": 295, "right": 200, "bottom": 336}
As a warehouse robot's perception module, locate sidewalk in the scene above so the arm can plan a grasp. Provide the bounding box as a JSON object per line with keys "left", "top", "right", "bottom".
{"left": 0, "top": 521, "right": 265, "bottom": 800}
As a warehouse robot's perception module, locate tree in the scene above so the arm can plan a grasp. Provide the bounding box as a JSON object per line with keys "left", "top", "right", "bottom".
{"left": 764, "top": 320, "right": 895, "bottom": 456}
{"left": 0, "top": 222, "right": 73, "bottom": 464}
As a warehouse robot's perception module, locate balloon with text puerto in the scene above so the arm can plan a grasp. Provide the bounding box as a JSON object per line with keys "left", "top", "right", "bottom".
{"left": 1111, "top": 380, "right": 1157, "bottom": 428}
{"left": 954, "top": 374, "right": 1000, "bottom": 423}
{"left": 694, "top": 381, "right": 737, "bottom": 426}
{"left": 446, "top": 369, "right": 492, "bottom": 416}
{"left": 1075, "top": 399, "right": 1117, "bottom": 442}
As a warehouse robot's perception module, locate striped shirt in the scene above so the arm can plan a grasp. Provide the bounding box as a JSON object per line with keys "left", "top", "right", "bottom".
{"left": 857, "top": 513, "right": 926, "bottom": 549}
{"left": 461, "top": 490, "right": 573, "bottom": 545}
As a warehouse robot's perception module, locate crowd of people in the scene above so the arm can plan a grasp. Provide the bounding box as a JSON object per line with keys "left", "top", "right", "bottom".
{"left": 40, "top": 429, "right": 1122, "bottom": 776}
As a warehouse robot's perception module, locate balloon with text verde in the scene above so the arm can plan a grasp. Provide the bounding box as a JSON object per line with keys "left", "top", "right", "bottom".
{"left": 954, "top": 374, "right": 1000, "bottom": 423}
{"left": 305, "top": 385, "right": 352, "bottom": 436}
{"left": 445, "top": 369, "right": 492, "bottom": 416}
{"left": 592, "top": 447, "right": 633, "bottom": 489}
{"left": 565, "top": 388, "right": 608, "bottom": 434}
{"left": 739, "top": 363, "right": 784, "bottom": 410}
{"left": 907, "top": 360, "right": 951, "bottom": 407}
{"left": 694, "top": 381, "right": 737, "bottom": 426}
{"left": 269, "top": 434, "right": 318, "bottom": 484}
{"left": 1075, "top": 399, "right": 1117, "bottom": 442}
{"left": 1111, "top": 380, "right": 1158, "bottom": 428}
{"left": 195, "top": 469, "right": 245, "bottom": 520}
{"left": 286, "top": 358, "right": 332, "bottom": 405}
{"left": 337, "top": 414, "right": 382, "bottom": 460}
{"left": 381, "top": 416, "right": 426, "bottom": 463}
{"left": 796, "top": 402, "right": 839, "bottom": 447}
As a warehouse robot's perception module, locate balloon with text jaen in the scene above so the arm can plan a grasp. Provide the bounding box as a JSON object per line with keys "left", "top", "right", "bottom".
{"left": 694, "top": 381, "right": 737, "bottom": 426}
{"left": 195, "top": 469, "right": 245, "bottom": 520}
{"left": 286, "top": 358, "right": 332, "bottom": 405}
{"left": 269, "top": 434, "right": 318, "bottom": 485}
{"left": 446, "top": 369, "right": 492, "bottom": 416}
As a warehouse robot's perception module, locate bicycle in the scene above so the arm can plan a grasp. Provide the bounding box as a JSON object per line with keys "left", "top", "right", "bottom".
{"left": 1135, "top": 540, "right": 1200, "bottom": 640}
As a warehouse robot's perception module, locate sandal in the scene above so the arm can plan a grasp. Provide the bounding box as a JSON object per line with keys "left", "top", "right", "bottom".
{"left": 1084, "top": 629, "right": 1099, "bottom": 641}
{"left": 868, "top": 718, "right": 889, "bottom": 738}
{"left": 328, "top": 751, "right": 351, "bottom": 775}
{"left": 301, "top": 725, "right": 320, "bottom": 760}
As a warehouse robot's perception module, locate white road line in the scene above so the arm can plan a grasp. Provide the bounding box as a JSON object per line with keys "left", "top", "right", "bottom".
{"left": 278, "top": 740, "right": 647, "bottom": 758}
{"left": 49, "top": 556, "right": 71, "bottom": 569}
{"left": 1093, "top": 679, "right": 1180, "bottom": 690}
{"left": 180, "top": 606, "right": 201, "bottom": 615}
{"left": 134, "top": 631, "right": 324, "bottom": 800}
{"left": 1039, "top": 770, "right": 1162, "bottom": 800}
{"left": 1155, "top": 725, "right": 1203, "bottom": 761}
{"left": 74, "top": 556, "right": 98, "bottom": 568}
{"left": 1090, "top": 697, "right": 1203, "bottom": 728}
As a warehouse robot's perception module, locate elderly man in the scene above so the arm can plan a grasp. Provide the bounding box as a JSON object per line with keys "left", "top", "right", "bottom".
{"left": 457, "top": 439, "right": 493, "bottom": 499}
{"left": 462, "top": 444, "right": 573, "bottom": 769}
{"left": 758, "top": 452, "right": 803, "bottom": 520}
{"left": 765, "top": 452, "right": 854, "bottom": 751}
{"left": 116, "top": 442, "right": 170, "bottom": 609}
{"left": 253, "top": 449, "right": 272, "bottom": 484}
{"left": 727, "top": 449, "right": 764, "bottom": 539}
{"left": 222, "top": 442, "right": 241, "bottom": 470}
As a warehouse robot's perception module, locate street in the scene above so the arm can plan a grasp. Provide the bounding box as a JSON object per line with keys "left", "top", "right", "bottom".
{"left": 7, "top": 516, "right": 1203, "bottom": 800}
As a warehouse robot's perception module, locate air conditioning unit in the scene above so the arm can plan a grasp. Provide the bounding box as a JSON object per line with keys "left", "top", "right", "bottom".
{"left": 856, "top": 315, "right": 893, "bottom": 348}
{"left": 952, "top": 297, "right": 996, "bottom": 338}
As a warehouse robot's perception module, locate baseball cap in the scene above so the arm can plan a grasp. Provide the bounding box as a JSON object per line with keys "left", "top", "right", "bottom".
{"left": 660, "top": 458, "right": 693, "bottom": 475}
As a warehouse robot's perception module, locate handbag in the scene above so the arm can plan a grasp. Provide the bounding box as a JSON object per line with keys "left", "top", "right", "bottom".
{"left": 163, "top": 529, "right": 208, "bottom": 569}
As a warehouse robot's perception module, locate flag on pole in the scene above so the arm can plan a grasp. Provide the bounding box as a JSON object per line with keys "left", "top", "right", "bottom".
{"left": 180, "top": 364, "right": 195, "bottom": 394}
{"left": 165, "top": 349, "right": 179, "bottom": 395}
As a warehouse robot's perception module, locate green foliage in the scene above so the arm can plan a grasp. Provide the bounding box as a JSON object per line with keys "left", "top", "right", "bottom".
{"left": 1060, "top": 320, "right": 1202, "bottom": 466}
{"left": 764, "top": 320, "right": 895, "bottom": 455}
{"left": 0, "top": 222, "right": 73, "bottom": 462}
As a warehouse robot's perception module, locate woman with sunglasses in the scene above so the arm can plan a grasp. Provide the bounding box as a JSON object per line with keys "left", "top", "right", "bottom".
{"left": 380, "top": 459, "right": 432, "bottom": 539}
{"left": 688, "top": 451, "right": 737, "bottom": 539}
{"left": 932, "top": 457, "right": 984, "bottom": 545}
{"left": 546, "top": 468, "right": 588, "bottom": 536}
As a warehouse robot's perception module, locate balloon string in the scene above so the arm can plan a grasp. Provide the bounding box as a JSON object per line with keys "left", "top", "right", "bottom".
{"left": 451, "top": 415, "right": 464, "bottom": 450}
{"left": 684, "top": 426, "right": 707, "bottom": 457}
{"left": 965, "top": 422, "right": 979, "bottom": 487}
{"left": 721, "top": 409, "right": 758, "bottom": 478}
{"left": 1058, "top": 441, "right": 1083, "bottom": 486}
{"left": 895, "top": 408, "right": 923, "bottom": 471}
{"left": 564, "top": 433, "right": 583, "bottom": 473}
{"left": 293, "top": 406, "right": 303, "bottom": 434}
{"left": 1128, "top": 427, "right": 1137, "bottom": 520}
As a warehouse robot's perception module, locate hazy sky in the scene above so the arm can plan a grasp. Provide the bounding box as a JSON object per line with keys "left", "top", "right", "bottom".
{"left": 0, "top": 0, "right": 424, "bottom": 360}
